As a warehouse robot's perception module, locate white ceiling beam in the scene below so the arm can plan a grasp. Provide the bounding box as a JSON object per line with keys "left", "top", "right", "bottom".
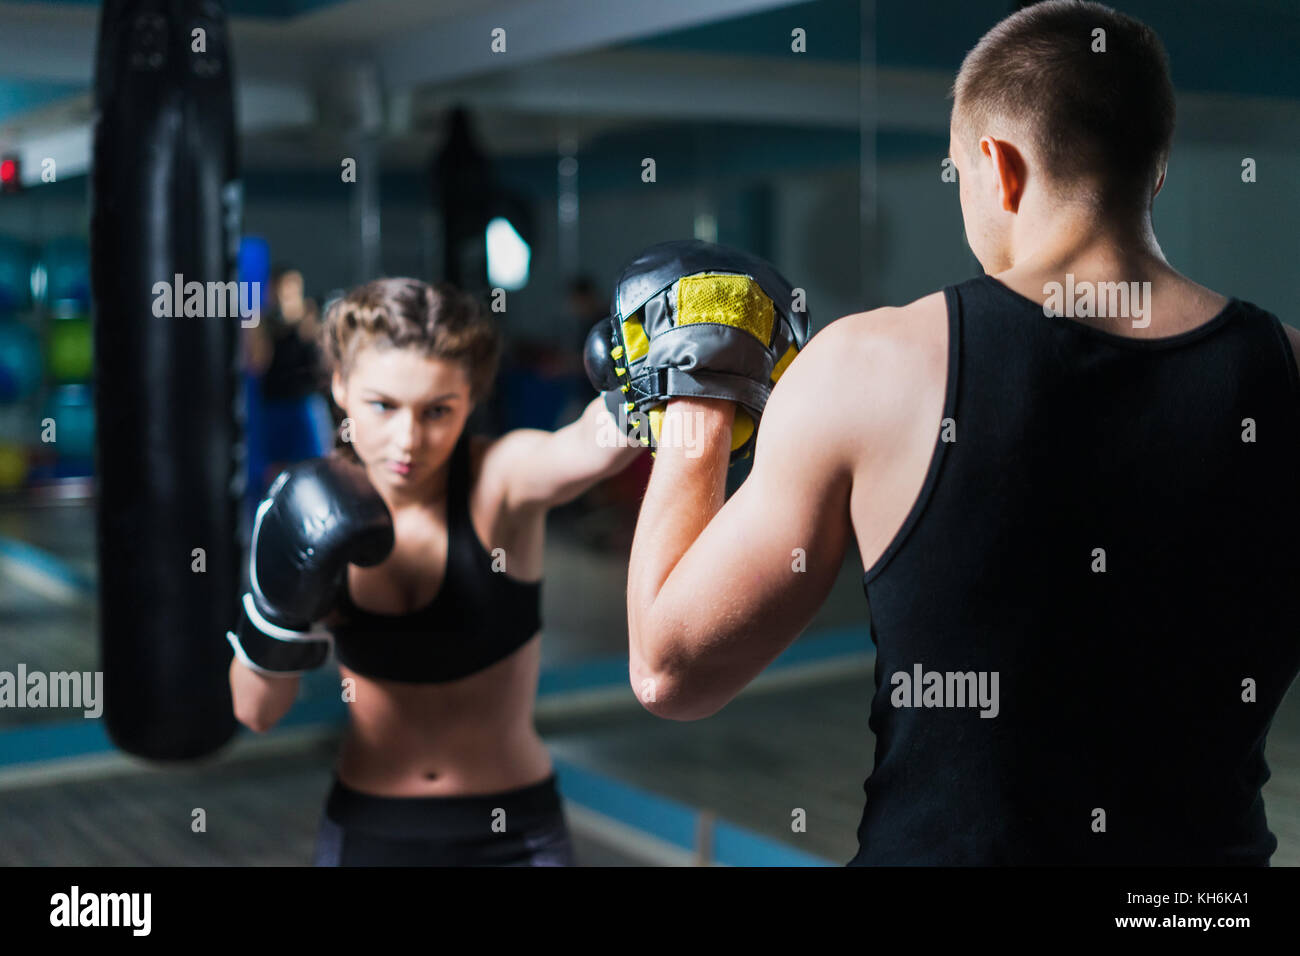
{"left": 420, "top": 50, "right": 860, "bottom": 127}
{"left": 379, "top": 0, "right": 803, "bottom": 89}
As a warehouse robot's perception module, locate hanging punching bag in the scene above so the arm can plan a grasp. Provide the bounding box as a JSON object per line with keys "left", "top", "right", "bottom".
{"left": 90, "top": 0, "right": 241, "bottom": 759}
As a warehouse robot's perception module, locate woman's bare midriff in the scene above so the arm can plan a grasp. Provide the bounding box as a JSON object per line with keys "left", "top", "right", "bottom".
{"left": 330, "top": 433, "right": 554, "bottom": 797}
{"left": 335, "top": 634, "right": 553, "bottom": 796}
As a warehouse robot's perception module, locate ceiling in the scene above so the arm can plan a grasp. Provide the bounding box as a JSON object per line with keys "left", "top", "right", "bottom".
{"left": 0, "top": 0, "right": 1296, "bottom": 184}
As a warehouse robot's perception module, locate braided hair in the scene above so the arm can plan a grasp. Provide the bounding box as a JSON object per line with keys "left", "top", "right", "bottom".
{"left": 318, "top": 278, "right": 501, "bottom": 461}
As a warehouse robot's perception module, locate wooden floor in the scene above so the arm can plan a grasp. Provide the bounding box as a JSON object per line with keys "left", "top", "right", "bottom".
{"left": 546, "top": 669, "right": 1300, "bottom": 866}
{"left": 1, "top": 669, "right": 1297, "bottom": 866}
{"left": 0, "top": 737, "right": 652, "bottom": 866}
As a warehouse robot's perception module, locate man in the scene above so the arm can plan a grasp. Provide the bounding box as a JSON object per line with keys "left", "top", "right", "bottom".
{"left": 623, "top": 0, "right": 1300, "bottom": 864}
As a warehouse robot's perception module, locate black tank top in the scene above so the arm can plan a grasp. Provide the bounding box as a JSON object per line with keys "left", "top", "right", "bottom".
{"left": 853, "top": 275, "right": 1300, "bottom": 865}
{"left": 329, "top": 431, "right": 543, "bottom": 683}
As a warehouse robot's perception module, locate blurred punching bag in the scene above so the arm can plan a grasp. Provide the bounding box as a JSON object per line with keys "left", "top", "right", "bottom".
{"left": 90, "top": 0, "right": 241, "bottom": 759}
{"left": 432, "top": 108, "right": 492, "bottom": 295}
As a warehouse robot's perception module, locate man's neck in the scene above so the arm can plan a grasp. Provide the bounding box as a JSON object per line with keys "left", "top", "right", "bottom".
{"left": 991, "top": 213, "right": 1233, "bottom": 337}
{"left": 1006, "top": 210, "right": 1166, "bottom": 282}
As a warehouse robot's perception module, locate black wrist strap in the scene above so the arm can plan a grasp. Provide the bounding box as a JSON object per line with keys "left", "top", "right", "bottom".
{"left": 226, "top": 594, "right": 331, "bottom": 677}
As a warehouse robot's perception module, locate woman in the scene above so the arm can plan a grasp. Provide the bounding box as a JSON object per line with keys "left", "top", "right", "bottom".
{"left": 228, "top": 277, "right": 641, "bottom": 865}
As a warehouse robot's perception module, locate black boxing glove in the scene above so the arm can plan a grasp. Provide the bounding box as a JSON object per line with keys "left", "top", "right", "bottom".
{"left": 585, "top": 239, "right": 811, "bottom": 462}
{"left": 226, "top": 455, "right": 394, "bottom": 677}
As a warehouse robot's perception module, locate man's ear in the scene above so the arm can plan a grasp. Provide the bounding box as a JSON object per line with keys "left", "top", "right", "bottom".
{"left": 981, "top": 136, "right": 1027, "bottom": 214}
{"left": 331, "top": 370, "right": 347, "bottom": 411}
{"left": 1153, "top": 164, "right": 1167, "bottom": 198}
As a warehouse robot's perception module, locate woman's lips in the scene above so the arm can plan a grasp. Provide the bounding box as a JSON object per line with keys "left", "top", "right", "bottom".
{"left": 388, "top": 461, "right": 413, "bottom": 476}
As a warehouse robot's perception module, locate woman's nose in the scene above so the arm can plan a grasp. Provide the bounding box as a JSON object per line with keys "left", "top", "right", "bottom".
{"left": 392, "top": 410, "right": 421, "bottom": 451}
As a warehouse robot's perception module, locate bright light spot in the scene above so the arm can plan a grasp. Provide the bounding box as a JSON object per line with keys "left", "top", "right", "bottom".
{"left": 30, "top": 263, "right": 47, "bottom": 304}
{"left": 486, "top": 217, "right": 530, "bottom": 291}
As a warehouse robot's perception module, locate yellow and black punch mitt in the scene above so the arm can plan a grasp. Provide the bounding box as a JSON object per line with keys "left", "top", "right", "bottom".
{"left": 583, "top": 239, "right": 812, "bottom": 462}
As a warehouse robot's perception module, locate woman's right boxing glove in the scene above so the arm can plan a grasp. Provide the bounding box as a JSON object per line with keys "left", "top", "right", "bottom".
{"left": 226, "top": 456, "right": 394, "bottom": 677}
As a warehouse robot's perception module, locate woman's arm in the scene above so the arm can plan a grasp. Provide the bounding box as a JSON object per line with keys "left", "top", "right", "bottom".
{"left": 485, "top": 396, "right": 644, "bottom": 512}
{"left": 229, "top": 657, "right": 301, "bottom": 733}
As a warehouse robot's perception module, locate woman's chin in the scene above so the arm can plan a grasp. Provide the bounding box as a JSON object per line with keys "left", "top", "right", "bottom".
{"left": 367, "top": 461, "right": 426, "bottom": 495}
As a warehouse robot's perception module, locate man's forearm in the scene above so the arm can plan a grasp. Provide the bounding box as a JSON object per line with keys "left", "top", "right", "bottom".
{"left": 627, "top": 398, "right": 735, "bottom": 675}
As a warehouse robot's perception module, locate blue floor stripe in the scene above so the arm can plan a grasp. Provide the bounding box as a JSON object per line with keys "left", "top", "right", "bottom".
{"left": 537, "top": 655, "right": 631, "bottom": 696}
{"left": 713, "top": 819, "right": 836, "bottom": 867}
{"left": 538, "top": 626, "right": 872, "bottom": 698}
{"left": 553, "top": 758, "right": 702, "bottom": 851}
{"left": 0, "top": 718, "right": 113, "bottom": 767}
{"left": 772, "top": 626, "right": 874, "bottom": 665}
{"left": 276, "top": 693, "right": 348, "bottom": 728}
{"left": 0, "top": 534, "right": 94, "bottom": 593}
{"left": 551, "top": 757, "right": 836, "bottom": 866}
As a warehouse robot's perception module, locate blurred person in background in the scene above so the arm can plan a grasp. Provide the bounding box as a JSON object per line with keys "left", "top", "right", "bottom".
{"left": 245, "top": 266, "right": 334, "bottom": 497}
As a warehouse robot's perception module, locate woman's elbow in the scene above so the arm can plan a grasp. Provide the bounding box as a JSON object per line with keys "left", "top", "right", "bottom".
{"left": 232, "top": 696, "right": 279, "bottom": 734}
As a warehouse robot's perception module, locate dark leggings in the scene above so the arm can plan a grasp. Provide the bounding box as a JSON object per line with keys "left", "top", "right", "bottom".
{"left": 312, "top": 773, "right": 577, "bottom": 866}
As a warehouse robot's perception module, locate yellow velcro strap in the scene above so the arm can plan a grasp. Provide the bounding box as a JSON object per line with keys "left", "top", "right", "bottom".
{"left": 647, "top": 406, "right": 752, "bottom": 454}
{"left": 730, "top": 410, "right": 755, "bottom": 452}
{"left": 770, "top": 342, "right": 797, "bottom": 382}
{"left": 621, "top": 317, "right": 650, "bottom": 362}
{"left": 610, "top": 345, "right": 624, "bottom": 359}
{"left": 676, "top": 273, "right": 774, "bottom": 345}
{"left": 615, "top": 366, "right": 627, "bottom": 377}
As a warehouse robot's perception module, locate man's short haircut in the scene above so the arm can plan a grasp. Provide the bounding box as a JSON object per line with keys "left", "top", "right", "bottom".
{"left": 952, "top": 0, "right": 1176, "bottom": 211}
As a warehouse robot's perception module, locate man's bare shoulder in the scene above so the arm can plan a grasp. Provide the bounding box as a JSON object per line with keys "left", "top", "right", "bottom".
{"left": 831, "top": 291, "right": 947, "bottom": 338}
{"left": 808, "top": 292, "right": 949, "bottom": 395}
{"left": 771, "top": 292, "right": 948, "bottom": 460}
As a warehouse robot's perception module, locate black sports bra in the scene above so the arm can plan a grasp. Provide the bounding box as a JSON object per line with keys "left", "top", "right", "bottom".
{"left": 328, "top": 432, "right": 543, "bottom": 683}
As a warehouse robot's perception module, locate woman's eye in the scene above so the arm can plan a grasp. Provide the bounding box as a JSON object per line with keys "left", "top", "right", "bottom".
{"left": 370, "top": 401, "right": 393, "bottom": 412}
{"left": 425, "top": 406, "right": 449, "bottom": 419}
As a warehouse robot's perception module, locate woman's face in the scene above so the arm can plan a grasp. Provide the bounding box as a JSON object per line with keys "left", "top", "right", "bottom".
{"left": 332, "top": 345, "right": 474, "bottom": 498}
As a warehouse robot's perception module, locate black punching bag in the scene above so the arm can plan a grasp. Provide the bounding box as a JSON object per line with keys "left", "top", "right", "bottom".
{"left": 90, "top": 0, "right": 241, "bottom": 759}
